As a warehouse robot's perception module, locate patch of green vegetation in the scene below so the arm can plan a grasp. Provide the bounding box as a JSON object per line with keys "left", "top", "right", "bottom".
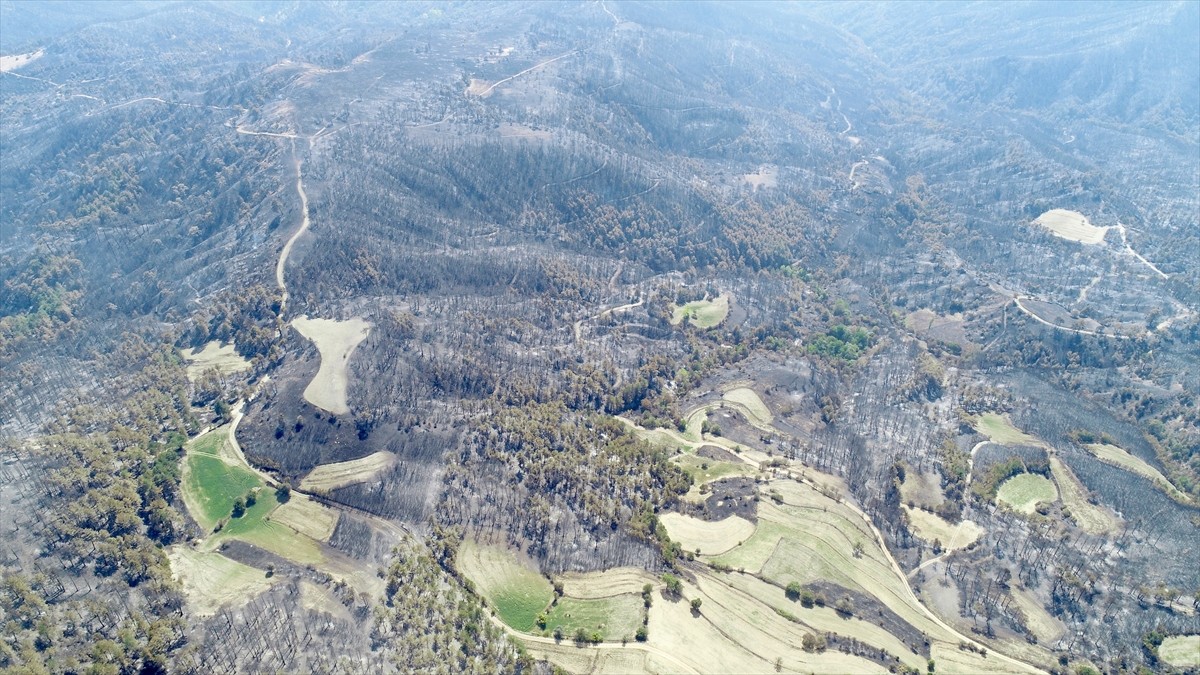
{"left": 675, "top": 453, "right": 755, "bottom": 484}
{"left": 807, "top": 325, "right": 873, "bottom": 362}
{"left": 971, "top": 456, "right": 1050, "bottom": 500}
{"left": 458, "top": 540, "right": 554, "bottom": 632}
{"left": 671, "top": 295, "right": 729, "bottom": 328}
{"left": 539, "top": 595, "right": 643, "bottom": 642}
{"left": 1158, "top": 635, "right": 1200, "bottom": 668}
{"left": 996, "top": 474, "right": 1057, "bottom": 514}
{"left": 183, "top": 433, "right": 264, "bottom": 531}
{"left": 975, "top": 414, "right": 1040, "bottom": 446}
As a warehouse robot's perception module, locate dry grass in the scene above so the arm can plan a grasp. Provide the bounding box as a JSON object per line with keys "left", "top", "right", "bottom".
{"left": 1009, "top": 588, "right": 1064, "bottom": 643}
{"left": 558, "top": 567, "right": 658, "bottom": 599}
{"left": 1034, "top": 209, "right": 1109, "bottom": 244}
{"left": 1085, "top": 443, "right": 1185, "bottom": 499}
{"left": 291, "top": 316, "right": 370, "bottom": 415}
{"left": 1159, "top": 635, "right": 1200, "bottom": 668}
{"left": 903, "top": 506, "right": 983, "bottom": 551}
{"left": 299, "top": 451, "right": 395, "bottom": 491}
{"left": 267, "top": 495, "right": 339, "bottom": 542}
{"left": 660, "top": 513, "right": 756, "bottom": 556}
{"left": 996, "top": 474, "right": 1058, "bottom": 514}
{"left": 498, "top": 123, "right": 551, "bottom": 140}
{"left": 1049, "top": 457, "right": 1120, "bottom": 534}
{"left": 0, "top": 49, "right": 44, "bottom": 72}
{"left": 976, "top": 413, "right": 1042, "bottom": 446}
{"left": 180, "top": 341, "right": 251, "bottom": 381}
{"left": 465, "top": 78, "right": 493, "bottom": 97}
{"left": 899, "top": 468, "right": 946, "bottom": 510}
{"left": 167, "top": 547, "right": 274, "bottom": 617}
{"left": 931, "top": 641, "right": 1039, "bottom": 674}
{"left": 722, "top": 387, "right": 772, "bottom": 424}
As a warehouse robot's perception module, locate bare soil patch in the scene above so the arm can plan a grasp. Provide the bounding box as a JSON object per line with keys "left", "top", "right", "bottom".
{"left": 0, "top": 49, "right": 44, "bottom": 72}
{"left": 1034, "top": 209, "right": 1109, "bottom": 244}
{"left": 291, "top": 316, "right": 371, "bottom": 415}
{"left": 180, "top": 341, "right": 251, "bottom": 381}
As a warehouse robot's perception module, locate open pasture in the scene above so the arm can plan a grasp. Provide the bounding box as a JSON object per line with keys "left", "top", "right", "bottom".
{"left": 182, "top": 430, "right": 264, "bottom": 531}
{"left": 996, "top": 473, "right": 1057, "bottom": 514}
{"left": 670, "top": 294, "right": 730, "bottom": 328}
{"left": 1085, "top": 442, "right": 1185, "bottom": 499}
{"left": 660, "top": 513, "right": 755, "bottom": 556}
{"left": 543, "top": 594, "right": 644, "bottom": 641}
{"left": 268, "top": 495, "right": 339, "bottom": 542}
{"left": 167, "top": 547, "right": 274, "bottom": 617}
{"left": 1009, "top": 588, "right": 1064, "bottom": 643}
{"left": 903, "top": 506, "right": 983, "bottom": 551}
{"left": 299, "top": 450, "right": 395, "bottom": 491}
{"left": 457, "top": 539, "right": 553, "bottom": 631}
{"left": 1049, "top": 457, "right": 1119, "bottom": 534}
{"left": 180, "top": 340, "right": 251, "bottom": 381}
{"left": 721, "top": 387, "right": 772, "bottom": 424}
{"left": 557, "top": 567, "right": 658, "bottom": 599}
{"left": 1033, "top": 209, "right": 1109, "bottom": 244}
{"left": 291, "top": 315, "right": 370, "bottom": 415}
{"left": 1159, "top": 635, "right": 1200, "bottom": 668}
{"left": 976, "top": 413, "right": 1042, "bottom": 446}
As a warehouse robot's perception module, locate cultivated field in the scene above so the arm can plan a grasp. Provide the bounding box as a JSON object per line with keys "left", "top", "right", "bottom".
{"left": 558, "top": 567, "right": 658, "bottom": 599}
{"left": 291, "top": 316, "right": 371, "bottom": 415}
{"left": 457, "top": 539, "right": 553, "bottom": 631}
{"left": 976, "top": 413, "right": 1041, "bottom": 446}
{"left": 903, "top": 506, "right": 983, "bottom": 551}
{"left": 543, "top": 594, "right": 644, "bottom": 641}
{"left": 167, "top": 547, "right": 274, "bottom": 617}
{"left": 180, "top": 340, "right": 251, "bottom": 381}
{"left": 670, "top": 294, "right": 730, "bottom": 328}
{"left": 182, "top": 430, "right": 265, "bottom": 531}
{"left": 1159, "top": 635, "right": 1200, "bottom": 668}
{"left": 1048, "top": 457, "right": 1120, "bottom": 534}
{"left": 267, "top": 495, "right": 339, "bottom": 542}
{"left": 1009, "top": 588, "right": 1064, "bottom": 643}
{"left": 722, "top": 387, "right": 772, "bottom": 424}
{"left": 660, "top": 513, "right": 755, "bottom": 555}
{"left": 1085, "top": 443, "right": 1185, "bottom": 500}
{"left": 996, "top": 473, "right": 1058, "bottom": 514}
{"left": 1033, "top": 209, "right": 1110, "bottom": 244}
{"left": 299, "top": 450, "right": 396, "bottom": 491}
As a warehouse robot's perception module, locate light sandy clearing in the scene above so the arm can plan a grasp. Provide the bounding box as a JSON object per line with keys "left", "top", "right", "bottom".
{"left": 300, "top": 450, "right": 395, "bottom": 491}
{"left": 899, "top": 468, "right": 946, "bottom": 510}
{"left": 1034, "top": 209, "right": 1110, "bottom": 244}
{"left": 465, "top": 78, "right": 493, "bottom": 96}
{"left": 903, "top": 506, "right": 983, "bottom": 551}
{"left": 267, "top": 495, "right": 339, "bottom": 542}
{"left": 180, "top": 341, "right": 252, "bottom": 381}
{"left": 0, "top": 49, "right": 44, "bottom": 72}
{"left": 742, "top": 165, "right": 778, "bottom": 191}
{"left": 1010, "top": 588, "right": 1064, "bottom": 643}
{"left": 497, "top": 123, "right": 551, "bottom": 140}
{"left": 721, "top": 387, "right": 772, "bottom": 424}
{"left": 660, "top": 513, "right": 755, "bottom": 556}
{"left": 557, "top": 567, "right": 658, "bottom": 599}
{"left": 167, "top": 547, "right": 274, "bottom": 617}
{"left": 291, "top": 316, "right": 370, "bottom": 415}
{"left": 1160, "top": 635, "right": 1200, "bottom": 668}
{"left": 299, "top": 580, "right": 350, "bottom": 617}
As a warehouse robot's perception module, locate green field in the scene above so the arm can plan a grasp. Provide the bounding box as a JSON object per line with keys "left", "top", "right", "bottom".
{"left": 996, "top": 473, "right": 1057, "bottom": 514}
{"left": 671, "top": 294, "right": 730, "bottom": 329}
{"left": 1159, "top": 635, "right": 1200, "bottom": 668}
{"left": 976, "top": 413, "right": 1041, "bottom": 446}
{"left": 457, "top": 540, "right": 554, "bottom": 632}
{"left": 721, "top": 387, "right": 772, "bottom": 424}
{"left": 543, "top": 594, "right": 644, "bottom": 641}
{"left": 1085, "top": 443, "right": 1186, "bottom": 500}
{"left": 183, "top": 431, "right": 267, "bottom": 531}
{"left": 674, "top": 452, "right": 756, "bottom": 484}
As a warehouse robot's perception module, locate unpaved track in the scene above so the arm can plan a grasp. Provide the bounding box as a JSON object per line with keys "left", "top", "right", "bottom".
{"left": 472, "top": 50, "right": 577, "bottom": 98}
{"left": 275, "top": 152, "right": 310, "bottom": 316}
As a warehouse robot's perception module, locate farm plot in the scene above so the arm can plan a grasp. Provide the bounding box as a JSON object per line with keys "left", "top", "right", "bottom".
{"left": 1159, "top": 635, "right": 1200, "bottom": 668}
{"left": 167, "top": 547, "right": 274, "bottom": 617}
{"left": 268, "top": 495, "right": 339, "bottom": 542}
{"left": 182, "top": 430, "right": 264, "bottom": 531}
{"left": 903, "top": 506, "right": 983, "bottom": 551}
{"left": 1033, "top": 209, "right": 1110, "bottom": 244}
{"left": 660, "top": 513, "right": 755, "bottom": 556}
{"left": 674, "top": 452, "right": 756, "bottom": 486}
{"left": 996, "top": 474, "right": 1057, "bottom": 514}
{"left": 180, "top": 340, "right": 251, "bottom": 381}
{"left": 299, "top": 450, "right": 395, "bottom": 491}
{"left": 670, "top": 294, "right": 730, "bottom": 328}
{"left": 976, "top": 413, "right": 1042, "bottom": 447}
{"left": 457, "top": 540, "right": 553, "bottom": 632}
{"left": 557, "top": 567, "right": 657, "bottom": 599}
{"left": 721, "top": 387, "right": 772, "bottom": 424}
{"left": 1085, "top": 442, "right": 1185, "bottom": 500}
{"left": 291, "top": 315, "right": 370, "bottom": 415}
{"left": 1048, "top": 457, "right": 1119, "bottom": 534}
{"left": 543, "top": 595, "right": 644, "bottom": 642}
